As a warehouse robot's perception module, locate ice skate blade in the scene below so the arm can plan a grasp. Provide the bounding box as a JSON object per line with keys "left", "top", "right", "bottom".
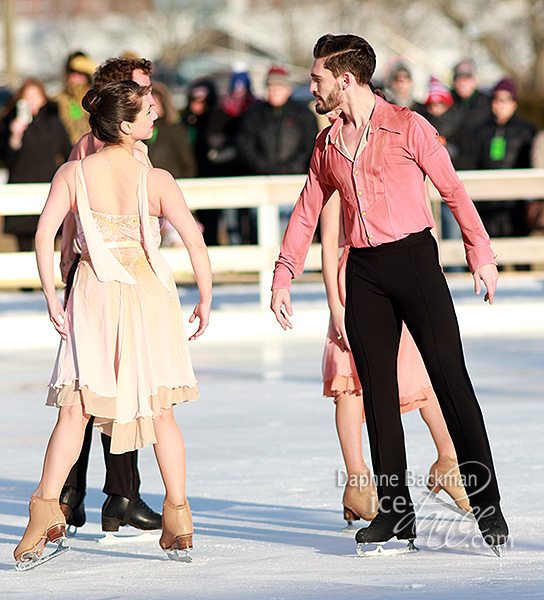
{"left": 14, "top": 538, "right": 70, "bottom": 572}
{"left": 490, "top": 545, "right": 503, "bottom": 558}
{"left": 421, "top": 490, "right": 471, "bottom": 517}
{"left": 98, "top": 531, "right": 160, "bottom": 545}
{"left": 165, "top": 548, "right": 192, "bottom": 562}
{"left": 341, "top": 521, "right": 358, "bottom": 533}
{"left": 356, "top": 539, "right": 420, "bottom": 557}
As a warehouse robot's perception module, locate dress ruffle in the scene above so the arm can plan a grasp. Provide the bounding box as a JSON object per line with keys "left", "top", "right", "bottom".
{"left": 47, "top": 381, "right": 199, "bottom": 453}
{"left": 321, "top": 245, "right": 436, "bottom": 419}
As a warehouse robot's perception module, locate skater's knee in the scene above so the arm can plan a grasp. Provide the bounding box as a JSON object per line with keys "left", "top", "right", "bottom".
{"left": 154, "top": 407, "right": 175, "bottom": 427}
{"left": 58, "top": 403, "right": 91, "bottom": 425}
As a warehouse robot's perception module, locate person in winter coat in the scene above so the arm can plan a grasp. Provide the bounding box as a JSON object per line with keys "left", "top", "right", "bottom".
{"left": 472, "top": 77, "right": 536, "bottom": 237}
{"left": 448, "top": 60, "right": 491, "bottom": 171}
{"left": 144, "top": 80, "right": 196, "bottom": 180}
{"left": 0, "top": 78, "right": 71, "bottom": 250}
{"left": 237, "top": 66, "right": 318, "bottom": 242}
{"left": 237, "top": 66, "right": 318, "bottom": 176}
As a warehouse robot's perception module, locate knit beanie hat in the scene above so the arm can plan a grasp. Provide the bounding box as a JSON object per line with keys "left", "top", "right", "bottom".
{"left": 453, "top": 60, "right": 474, "bottom": 80}
{"left": 426, "top": 76, "right": 453, "bottom": 107}
{"left": 493, "top": 77, "right": 518, "bottom": 101}
{"left": 266, "top": 65, "right": 290, "bottom": 86}
{"left": 230, "top": 71, "right": 251, "bottom": 93}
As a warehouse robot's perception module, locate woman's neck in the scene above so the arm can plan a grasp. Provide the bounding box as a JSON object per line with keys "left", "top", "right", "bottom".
{"left": 102, "top": 139, "right": 136, "bottom": 155}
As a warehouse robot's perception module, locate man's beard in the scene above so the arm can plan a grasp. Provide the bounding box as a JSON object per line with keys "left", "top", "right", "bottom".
{"left": 315, "top": 82, "right": 342, "bottom": 115}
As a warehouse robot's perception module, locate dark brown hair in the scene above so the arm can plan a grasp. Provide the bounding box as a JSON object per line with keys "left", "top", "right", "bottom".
{"left": 82, "top": 80, "right": 150, "bottom": 144}
{"left": 92, "top": 57, "right": 152, "bottom": 89}
{"left": 313, "top": 34, "right": 376, "bottom": 86}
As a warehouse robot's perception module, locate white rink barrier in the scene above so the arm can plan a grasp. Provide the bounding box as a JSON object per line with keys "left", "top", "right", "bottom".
{"left": 1, "top": 170, "right": 544, "bottom": 309}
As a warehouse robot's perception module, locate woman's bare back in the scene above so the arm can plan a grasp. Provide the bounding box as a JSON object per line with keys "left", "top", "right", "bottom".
{"left": 74, "top": 148, "right": 161, "bottom": 217}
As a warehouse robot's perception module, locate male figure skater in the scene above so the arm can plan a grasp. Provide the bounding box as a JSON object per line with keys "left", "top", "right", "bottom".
{"left": 271, "top": 34, "right": 508, "bottom": 553}
{"left": 59, "top": 57, "right": 162, "bottom": 534}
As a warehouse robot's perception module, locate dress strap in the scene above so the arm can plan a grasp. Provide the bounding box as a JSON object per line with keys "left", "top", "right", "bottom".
{"left": 75, "top": 160, "right": 136, "bottom": 285}
{"left": 137, "top": 167, "right": 174, "bottom": 294}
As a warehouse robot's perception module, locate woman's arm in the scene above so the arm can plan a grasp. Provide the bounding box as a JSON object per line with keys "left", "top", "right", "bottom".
{"left": 35, "top": 163, "right": 74, "bottom": 339}
{"left": 151, "top": 169, "right": 212, "bottom": 339}
{"left": 59, "top": 212, "right": 77, "bottom": 283}
{"left": 320, "top": 191, "right": 349, "bottom": 350}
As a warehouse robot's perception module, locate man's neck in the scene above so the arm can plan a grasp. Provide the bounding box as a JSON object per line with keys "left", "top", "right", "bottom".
{"left": 341, "top": 85, "right": 376, "bottom": 130}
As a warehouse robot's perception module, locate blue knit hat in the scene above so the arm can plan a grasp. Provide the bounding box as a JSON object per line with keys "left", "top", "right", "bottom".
{"left": 229, "top": 71, "right": 251, "bottom": 93}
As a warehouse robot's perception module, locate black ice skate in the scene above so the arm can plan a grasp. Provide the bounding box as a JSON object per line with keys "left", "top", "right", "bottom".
{"left": 99, "top": 494, "right": 162, "bottom": 544}
{"left": 355, "top": 509, "right": 419, "bottom": 557}
{"left": 472, "top": 502, "right": 508, "bottom": 557}
{"left": 59, "top": 486, "right": 86, "bottom": 536}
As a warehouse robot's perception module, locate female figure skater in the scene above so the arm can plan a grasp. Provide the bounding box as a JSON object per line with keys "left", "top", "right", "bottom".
{"left": 321, "top": 192, "right": 470, "bottom": 525}
{"left": 14, "top": 80, "right": 212, "bottom": 569}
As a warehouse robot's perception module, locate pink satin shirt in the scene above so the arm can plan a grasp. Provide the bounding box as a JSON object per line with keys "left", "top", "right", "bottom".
{"left": 272, "top": 95, "right": 495, "bottom": 290}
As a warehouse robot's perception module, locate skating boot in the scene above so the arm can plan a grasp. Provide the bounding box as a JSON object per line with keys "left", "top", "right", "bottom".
{"left": 101, "top": 494, "right": 162, "bottom": 533}
{"left": 159, "top": 498, "right": 193, "bottom": 562}
{"left": 342, "top": 469, "right": 378, "bottom": 532}
{"left": 59, "top": 486, "right": 86, "bottom": 534}
{"left": 355, "top": 509, "right": 419, "bottom": 557}
{"left": 14, "top": 496, "right": 69, "bottom": 571}
{"left": 426, "top": 455, "right": 471, "bottom": 514}
{"left": 473, "top": 502, "right": 508, "bottom": 557}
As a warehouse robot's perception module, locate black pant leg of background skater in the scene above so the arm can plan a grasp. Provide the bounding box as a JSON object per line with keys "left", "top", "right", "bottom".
{"left": 63, "top": 254, "right": 141, "bottom": 500}
{"left": 101, "top": 433, "right": 140, "bottom": 498}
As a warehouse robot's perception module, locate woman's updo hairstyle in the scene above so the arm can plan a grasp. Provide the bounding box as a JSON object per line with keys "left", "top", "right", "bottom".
{"left": 82, "top": 80, "right": 150, "bottom": 144}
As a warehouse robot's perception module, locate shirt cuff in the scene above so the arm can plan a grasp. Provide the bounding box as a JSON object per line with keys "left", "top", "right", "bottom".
{"left": 465, "top": 245, "right": 497, "bottom": 273}
{"left": 271, "top": 265, "right": 293, "bottom": 290}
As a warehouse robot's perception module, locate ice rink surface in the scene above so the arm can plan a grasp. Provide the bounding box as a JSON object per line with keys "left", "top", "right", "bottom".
{"left": 1, "top": 274, "right": 543, "bottom": 599}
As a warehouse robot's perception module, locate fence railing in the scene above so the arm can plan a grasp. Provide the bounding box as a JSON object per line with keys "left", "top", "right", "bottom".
{"left": 0, "top": 169, "right": 543, "bottom": 309}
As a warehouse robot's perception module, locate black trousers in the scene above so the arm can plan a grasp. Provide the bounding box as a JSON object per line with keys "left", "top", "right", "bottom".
{"left": 63, "top": 255, "right": 140, "bottom": 499}
{"left": 345, "top": 229, "right": 500, "bottom": 514}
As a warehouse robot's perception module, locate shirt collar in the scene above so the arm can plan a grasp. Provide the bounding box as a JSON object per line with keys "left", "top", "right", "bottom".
{"left": 370, "top": 95, "right": 402, "bottom": 134}
{"left": 325, "top": 94, "right": 402, "bottom": 148}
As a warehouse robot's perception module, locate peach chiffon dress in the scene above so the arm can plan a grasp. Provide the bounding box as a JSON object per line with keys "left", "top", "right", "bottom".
{"left": 322, "top": 246, "right": 435, "bottom": 420}
{"left": 47, "top": 161, "right": 199, "bottom": 453}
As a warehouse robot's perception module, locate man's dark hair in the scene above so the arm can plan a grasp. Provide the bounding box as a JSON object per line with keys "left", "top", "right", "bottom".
{"left": 313, "top": 34, "right": 376, "bottom": 86}
{"left": 82, "top": 80, "right": 149, "bottom": 144}
{"left": 92, "top": 57, "right": 152, "bottom": 89}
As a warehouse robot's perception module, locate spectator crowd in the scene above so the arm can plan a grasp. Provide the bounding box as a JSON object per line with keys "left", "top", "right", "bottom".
{"left": 1, "top": 50, "right": 543, "bottom": 253}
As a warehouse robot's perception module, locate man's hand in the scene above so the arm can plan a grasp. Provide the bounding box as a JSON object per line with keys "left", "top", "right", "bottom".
{"left": 270, "top": 288, "right": 293, "bottom": 330}
{"left": 473, "top": 263, "right": 498, "bottom": 304}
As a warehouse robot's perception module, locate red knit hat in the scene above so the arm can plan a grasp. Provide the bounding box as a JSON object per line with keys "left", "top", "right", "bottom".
{"left": 425, "top": 76, "right": 453, "bottom": 107}
{"left": 266, "top": 65, "right": 290, "bottom": 86}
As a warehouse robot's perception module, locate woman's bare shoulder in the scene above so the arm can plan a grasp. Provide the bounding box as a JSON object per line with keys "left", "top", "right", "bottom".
{"left": 53, "top": 160, "right": 78, "bottom": 184}
{"left": 147, "top": 167, "right": 179, "bottom": 191}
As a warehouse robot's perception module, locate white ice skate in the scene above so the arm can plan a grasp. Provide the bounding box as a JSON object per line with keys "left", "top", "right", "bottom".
{"left": 164, "top": 548, "right": 192, "bottom": 562}
{"left": 98, "top": 530, "right": 160, "bottom": 544}
{"left": 356, "top": 539, "right": 420, "bottom": 557}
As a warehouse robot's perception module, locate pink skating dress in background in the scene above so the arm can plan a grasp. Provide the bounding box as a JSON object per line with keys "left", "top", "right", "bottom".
{"left": 47, "top": 161, "right": 199, "bottom": 453}
{"left": 322, "top": 246, "right": 435, "bottom": 419}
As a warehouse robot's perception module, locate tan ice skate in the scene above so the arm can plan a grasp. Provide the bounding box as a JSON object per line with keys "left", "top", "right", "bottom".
{"left": 14, "top": 496, "right": 69, "bottom": 571}
{"left": 427, "top": 455, "right": 472, "bottom": 513}
{"left": 342, "top": 469, "right": 379, "bottom": 531}
{"left": 159, "top": 498, "right": 193, "bottom": 562}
